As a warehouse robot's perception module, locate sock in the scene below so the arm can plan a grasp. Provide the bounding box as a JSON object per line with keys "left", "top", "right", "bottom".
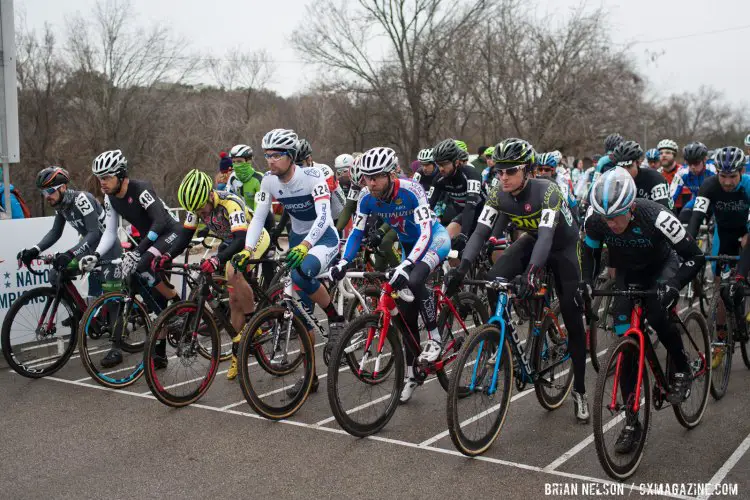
{"left": 323, "top": 302, "right": 339, "bottom": 319}
{"left": 407, "top": 366, "right": 414, "bottom": 379}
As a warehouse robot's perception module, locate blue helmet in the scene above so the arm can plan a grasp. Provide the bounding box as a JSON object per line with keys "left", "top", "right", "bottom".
{"left": 645, "top": 148, "right": 660, "bottom": 161}
{"left": 714, "top": 146, "right": 745, "bottom": 173}
{"left": 537, "top": 152, "right": 558, "bottom": 168}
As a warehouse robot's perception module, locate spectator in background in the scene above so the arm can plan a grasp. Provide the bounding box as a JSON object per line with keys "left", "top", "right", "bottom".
{"left": 0, "top": 166, "right": 26, "bottom": 219}
{"left": 215, "top": 152, "right": 233, "bottom": 190}
{"left": 471, "top": 145, "right": 489, "bottom": 171}
{"left": 575, "top": 156, "right": 595, "bottom": 200}
{"left": 570, "top": 157, "right": 584, "bottom": 187}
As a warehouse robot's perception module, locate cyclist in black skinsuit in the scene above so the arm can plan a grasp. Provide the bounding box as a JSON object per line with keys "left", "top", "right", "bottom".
{"left": 429, "top": 139, "right": 485, "bottom": 253}
{"left": 580, "top": 167, "right": 704, "bottom": 454}
{"left": 611, "top": 141, "right": 672, "bottom": 209}
{"left": 18, "top": 167, "right": 122, "bottom": 289}
{"left": 445, "top": 138, "right": 590, "bottom": 424}
{"left": 79, "top": 149, "right": 181, "bottom": 368}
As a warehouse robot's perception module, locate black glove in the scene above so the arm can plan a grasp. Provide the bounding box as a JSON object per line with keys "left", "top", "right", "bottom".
{"left": 18, "top": 247, "right": 40, "bottom": 267}
{"left": 367, "top": 228, "right": 386, "bottom": 250}
{"left": 53, "top": 252, "right": 74, "bottom": 270}
{"left": 444, "top": 268, "right": 466, "bottom": 297}
{"left": 329, "top": 259, "right": 350, "bottom": 281}
{"left": 512, "top": 264, "right": 542, "bottom": 300}
{"left": 658, "top": 282, "right": 680, "bottom": 309}
{"left": 451, "top": 233, "right": 468, "bottom": 253}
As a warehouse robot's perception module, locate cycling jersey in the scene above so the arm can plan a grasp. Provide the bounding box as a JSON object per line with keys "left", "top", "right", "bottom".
{"left": 669, "top": 164, "right": 716, "bottom": 209}
{"left": 96, "top": 179, "right": 180, "bottom": 257}
{"left": 481, "top": 166, "right": 500, "bottom": 199}
{"left": 632, "top": 167, "right": 672, "bottom": 209}
{"left": 245, "top": 165, "right": 333, "bottom": 250}
{"left": 36, "top": 189, "right": 109, "bottom": 259}
{"left": 229, "top": 162, "right": 263, "bottom": 210}
{"left": 310, "top": 162, "right": 346, "bottom": 221}
{"left": 335, "top": 183, "right": 363, "bottom": 233}
{"left": 342, "top": 178, "right": 446, "bottom": 269}
{"left": 427, "top": 164, "right": 484, "bottom": 235}
{"left": 687, "top": 174, "right": 750, "bottom": 238}
{"left": 412, "top": 166, "right": 439, "bottom": 193}
{"left": 544, "top": 167, "right": 578, "bottom": 209}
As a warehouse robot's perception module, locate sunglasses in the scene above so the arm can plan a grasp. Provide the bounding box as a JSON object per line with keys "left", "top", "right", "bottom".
{"left": 363, "top": 173, "right": 388, "bottom": 181}
{"left": 497, "top": 165, "right": 525, "bottom": 176}
{"left": 40, "top": 185, "right": 62, "bottom": 196}
{"left": 537, "top": 166, "right": 555, "bottom": 173}
{"left": 264, "top": 152, "right": 290, "bottom": 161}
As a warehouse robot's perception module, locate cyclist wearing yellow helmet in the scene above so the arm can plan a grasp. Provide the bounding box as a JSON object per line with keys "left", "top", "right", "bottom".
{"left": 164, "top": 169, "right": 271, "bottom": 380}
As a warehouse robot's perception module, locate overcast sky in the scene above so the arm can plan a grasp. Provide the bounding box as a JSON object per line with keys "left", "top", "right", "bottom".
{"left": 18, "top": 0, "right": 750, "bottom": 108}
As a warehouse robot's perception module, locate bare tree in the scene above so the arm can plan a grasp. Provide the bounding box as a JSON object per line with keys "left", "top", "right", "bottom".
{"left": 207, "top": 48, "right": 271, "bottom": 124}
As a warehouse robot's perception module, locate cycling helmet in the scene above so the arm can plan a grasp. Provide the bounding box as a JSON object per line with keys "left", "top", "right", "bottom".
{"left": 454, "top": 140, "right": 468, "bottom": 153}
{"left": 295, "top": 138, "right": 312, "bottom": 165}
{"left": 645, "top": 148, "right": 660, "bottom": 161}
{"left": 433, "top": 139, "right": 462, "bottom": 163}
{"left": 612, "top": 140, "right": 644, "bottom": 167}
{"left": 714, "top": 146, "right": 746, "bottom": 173}
{"left": 360, "top": 147, "right": 397, "bottom": 176}
{"left": 334, "top": 153, "right": 354, "bottom": 171}
{"left": 590, "top": 167, "right": 637, "bottom": 217}
{"left": 177, "top": 169, "right": 213, "bottom": 213}
{"left": 229, "top": 144, "right": 254, "bottom": 160}
{"left": 537, "top": 152, "right": 558, "bottom": 168}
{"left": 261, "top": 128, "right": 299, "bottom": 154}
{"left": 657, "top": 139, "right": 678, "bottom": 152}
{"left": 683, "top": 141, "right": 708, "bottom": 164}
{"left": 350, "top": 155, "right": 363, "bottom": 185}
{"left": 604, "top": 134, "right": 623, "bottom": 153}
{"left": 92, "top": 149, "right": 128, "bottom": 178}
{"left": 492, "top": 138, "right": 535, "bottom": 167}
{"left": 483, "top": 146, "right": 495, "bottom": 157}
{"left": 36, "top": 166, "right": 70, "bottom": 189}
{"left": 744, "top": 134, "right": 750, "bottom": 147}
{"left": 550, "top": 150, "right": 563, "bottom": 164}
{"left": 417, "top": 148, "right": 434, "bottom": 163}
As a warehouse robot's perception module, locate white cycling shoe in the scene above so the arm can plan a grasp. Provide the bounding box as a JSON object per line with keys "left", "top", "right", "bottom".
{"left": 418, "top": 340, "right": 442, "bottom": 364}
{"left": 399, "top": 377, "right": 419, "bottom": 404}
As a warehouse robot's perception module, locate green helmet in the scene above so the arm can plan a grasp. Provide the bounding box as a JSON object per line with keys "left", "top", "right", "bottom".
{"left": 483, "top": 146, "right": 495, "bottom": 157}
{"left": 454, "top": 139, "right": 468, "bottom": 152}
{"left": 178, "top": 169, "right": 213, "bottom": 213}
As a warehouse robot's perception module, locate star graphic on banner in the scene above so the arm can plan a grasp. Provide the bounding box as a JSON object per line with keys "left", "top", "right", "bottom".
{"left": 5, "top": 282, "right": 10, "bottom": 289}
{"left": 3, "top": 272, "right": 9, "bottom": 279}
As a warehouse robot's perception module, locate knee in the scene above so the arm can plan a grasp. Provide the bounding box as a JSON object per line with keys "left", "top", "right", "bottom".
{"left": 292, "top": 268, "right": 320, "bottom": 295}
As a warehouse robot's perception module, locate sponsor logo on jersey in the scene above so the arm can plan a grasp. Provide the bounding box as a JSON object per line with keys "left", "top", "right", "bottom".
{"left": 524, "top": 203, "right": 532, "bottom": 212}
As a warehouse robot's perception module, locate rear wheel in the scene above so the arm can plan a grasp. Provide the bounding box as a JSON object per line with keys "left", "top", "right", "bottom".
{"left": 707, "top": 290, "right": 732, "bottom": 400}
{"left": 589, "top": 279, "right": 616, "bottom": 372}
{"left": 533, "top": 314, "right": 573, "bottom": 410}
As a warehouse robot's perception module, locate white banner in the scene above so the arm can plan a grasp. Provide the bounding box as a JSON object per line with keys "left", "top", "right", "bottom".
{"left": 0, "top": 217, "right": 86, "bottom": 325}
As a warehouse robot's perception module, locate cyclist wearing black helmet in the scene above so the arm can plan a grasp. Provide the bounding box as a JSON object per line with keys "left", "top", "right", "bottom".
{"left": 611, "top": 140, "right": 672, "bottom": 209}
{"left": 670, "top": 141, "right": 715, "bottom": 223}
{"left": 593, "top": 133, "right": 624, "bottom": 180}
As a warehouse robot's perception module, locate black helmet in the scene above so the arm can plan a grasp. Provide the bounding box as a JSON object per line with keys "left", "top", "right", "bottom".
{"left": 715, "top": 146, "right": 746, "bottom": 174}
{"left": 433, "top": 138, "right": 462, "bottom": 163}
{"left": 604, "top": 133, "right": 624, "bottom": 153}
{"left": 683, "top": 141, "right": 708, "bottom": 164}
{"left": 612, "top": 140, "right": 644, "bottom": 166}
{"left": 36, "top": 166, "right": 71, "bottom": 189}
{"left": 492, "top": 138, "right": 535, "bottom": 167}
{"left": 295, "top": 138, "right": 312, "bottom": 165}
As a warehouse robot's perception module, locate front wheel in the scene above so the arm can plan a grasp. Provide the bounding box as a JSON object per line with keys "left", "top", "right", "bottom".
{"left": 533, "top": 313, "right": 574, "bottom": 410}
{"left": 673, "top": 310, "right": 710, "bottom": 429}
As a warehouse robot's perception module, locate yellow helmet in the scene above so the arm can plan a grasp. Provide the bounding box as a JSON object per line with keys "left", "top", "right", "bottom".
{"left": 178, "top": 169, "right": 213, "bottom": 212}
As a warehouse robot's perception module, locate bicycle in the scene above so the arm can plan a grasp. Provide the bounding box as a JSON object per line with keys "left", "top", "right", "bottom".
{"left": 327, "top": 271, "right": 488, "bottom": 437}
{"left": 446, "top": 275, "right": 571, "bottom": 456}
{"left": 705, "top": 255, "right": 750, "bottom": 400}
{"left": 680, "top": 223, "right": 712, "bottom": 316}
{"left": 1, "top": 255, "right": 112, "bottom": 378}
{"left": 590, "top": 287, "right": 710, "bottom": 480}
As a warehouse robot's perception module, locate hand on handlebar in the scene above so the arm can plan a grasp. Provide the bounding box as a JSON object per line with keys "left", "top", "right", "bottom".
{"left": 79, "top": 253, "right": 100, "bottom": 272}
{"left": 151, "top": 252, "right": 173, "bottom": 273}
{"left": 17, "top": 247, "right": 40, "bottom": 267}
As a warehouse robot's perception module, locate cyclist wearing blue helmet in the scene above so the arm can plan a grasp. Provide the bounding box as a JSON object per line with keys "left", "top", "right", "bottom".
{"left": 645, "top": 148, "right": 660, "bottom": 170}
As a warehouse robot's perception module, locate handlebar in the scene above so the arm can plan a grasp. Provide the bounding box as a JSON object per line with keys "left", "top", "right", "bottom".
{"left": 591, "top": 288, "right": 658, "bottom": 298}
{"left": 704, "top": 255, "right": 740, "bottom": 262}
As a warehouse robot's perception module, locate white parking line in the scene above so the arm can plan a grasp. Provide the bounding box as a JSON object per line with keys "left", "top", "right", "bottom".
{"left": 697, "top": 431, "right": 750, "bottom": 500}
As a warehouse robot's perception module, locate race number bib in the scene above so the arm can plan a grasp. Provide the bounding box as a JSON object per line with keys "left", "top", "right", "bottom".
{"left": 255, "top": 191, "right": 269, "bottom": 205}
{"left": 477, "top": 205, "right": 498, "bottom": 228}
{"left": 312, "top": 183, "right": 329, "bottom": 200}
{"left": 228, "top": 209, "right": 247, "bottom": 231}
{"left": 539, "top": 208, "right": 556, "bottom": 229}
{"left": 75, "top": 193, "right": 94, "bottom": 216}
{"left": 347, "top": 188, "right": 360, "bottom": 201}
{"left": 467, "top": 179, "right": 481, "bottom": 194}
{"left": 655, "top": 211, "right": 686, "bottom": 244}
{"left": 693, "top": 196, "right": 709, "bottom": 213}
{"left": 184, "top": 212, "right": 198, "bottom": 229}
{"left": 650, "top": 183, "right": 668, "bottom": 201}
{"left": 138, "top": 190, "right": 156, "bottom": 209}
{"left": 413, "top": 206, "right": 432, "bottom": 224}
{"left": 353, "top": 213, "right": 367, "bottom": 230}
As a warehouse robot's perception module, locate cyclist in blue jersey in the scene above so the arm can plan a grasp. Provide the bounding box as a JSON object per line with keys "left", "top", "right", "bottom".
{"left": 645, "top": 148, "right": 660, "bottom": 170}
{"left": 593, "top": 133, "right": 624, "bottom": 180}
{"left": 536, "top": 151, "right": 579, "bottom": 218}
{"left": 670, "top": 142, "right": 715, "bottom": 223}
{"left": 330, "top": 146, "right": 451, "bottom": 403}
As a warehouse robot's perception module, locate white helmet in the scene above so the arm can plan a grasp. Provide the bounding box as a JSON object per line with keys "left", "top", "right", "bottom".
{"left": 261, "top": 128, "right": 298, "bottom": 154}
{"left": 590, "top": 167, "right": 636, "bottom": 217}
{"left": 744, "top": 134, "right": 750, "bottom": 147}
{"left": 550, "top": 150, "right": 563, "bottom": 164}
{"left": 360, "top": 147, "right": 397, "bottom": 176}
{"left": 417, "top": 148, "right": 434, "bottom": 163}
{"left": 350, "top": 155, "right": 363, "bottom": 186}
{"left": 657, "top": 139, "right": 678, "bottom": 152}
{"left": 92, "top": 149, "right": 128, "bottom": 177}
{"left": 229, "top": 144, "right": 253, "bottom": 159}
{"left": 334, "top": 153, "right": 354, "bottom": 171}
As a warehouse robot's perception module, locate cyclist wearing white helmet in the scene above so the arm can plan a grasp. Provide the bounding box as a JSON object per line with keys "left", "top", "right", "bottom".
{"left": 581, "top": 166, "right": 705, "bottom": 453}
{"left": 330, "top": 146, "right": 451, "bottom": 403}
{"left": 334, "top": 153, "right": 354, "bottom": 193}
{"left": 232, "top": 128, "right": 341, "bottom": 395}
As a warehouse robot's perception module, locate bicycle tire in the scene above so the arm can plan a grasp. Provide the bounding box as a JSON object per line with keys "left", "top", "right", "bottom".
{"left": 344, "top": 285, "right": 380, "bottom": 321}
{"left": 188, "top": 276, "right": 232, "bottom": 362}
{"left": 237, "top": 307, "right": 314, "bottom": 420}
{"left": 327, "top": 313, "right": 404, "bottom": 437}
{"left": 673, "top": 310, "right": 710, "bottom": 429}
{"left": 446, "top": 324, "right": 512, "bottom": 456}
{"left": 78, "top": 292, "right": 150, "bottom": 389}
{"left": 593, "top": 335, "right": 651, "bottom": 480}
{"left": 532, "top": 314, "right": 574, "bottom": 410}
{"left": 742, "top": 341, "right": 750, "bottom": 369}
{"left": 144, "top": 301, "right": 221, "bottom": 407}
{"left": 707, "top": 288, "right": 732, "bottom": 400}
{"left": 1, "top": 287, "right": 78, "bottom": 378}
{"left": 589, "top": 278, "right": 616, "bottom": 372}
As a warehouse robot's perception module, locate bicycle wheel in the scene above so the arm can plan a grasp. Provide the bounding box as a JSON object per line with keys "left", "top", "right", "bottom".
{"left": 742, "top": 299, "right": 750, "bottom": 369}
{"left": 189, "top": 277, "right": 232, "bottom": 362}
{"left": 446, "top": 324, "right": 512, "bottom": 456}
{"left": 78, "top": 292, "right": 150, "bottom": 388}
{"left": 589, "top": 278, "right": 616, "bottom": 372}
{"left": 144, "top": 301, "right": 221, "bottom": 407}
{"left": 673, "top": 310, "right": 710, "bottom": 429}
{"left": 593, "top": 335, "right": 651, "bottom": 480}
{"left": 344, "top": 285, "right": 379, "bottom": 321}
{"left": 1, "top": 287, "right": 78, "bottom": 378}
{"left": 237, "top": 306, "right": 314, "bottom": 420}
{"left": 532, "top": 313, "right": 574, "bottom": 410}
{"left": 436, "top": 291, "right": 489, "bottom": 393}
{"left": 707, "top": 289, "right": 732, "bottom": 400}
{"left": 327, "top": 313, "right": 404, "bottom": 437}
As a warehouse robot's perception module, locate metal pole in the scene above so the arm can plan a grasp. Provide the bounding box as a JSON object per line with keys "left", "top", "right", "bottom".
{"left": 2, "top": 161, "right": 8, "bottom": 218}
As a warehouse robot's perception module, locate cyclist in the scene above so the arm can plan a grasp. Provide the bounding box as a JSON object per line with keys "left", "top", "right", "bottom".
{"left": 330, "top": 146, "right": 450, "bottom": 403}
{"left": 79, "top": 150, "right": 181, "bottom": 369}
{"left": 611, "top": 140, "right": 672, "bottom": 209}
{"left": 445, "top": 138, "right": 590, "bottom": 423}
{"left": 413, "top": 148, "right": 439, "bottom": 193}
{"left": 232, "top": 128, "right": 340, "bottom": 395}
{"left": 481, "top": 146, "right": 499, "bottom": 199}
{"left": 335, "top": 153, "right": 354, "bottom": 194}
{"left": 18, "top": 167, "right": 122, "bottom": 292}
{"left": 429, "top": 138, "right": 485, "bottom": 254}
{"left": 536, "top": 151, "right": 579, "bottom": 219}
{"left": 161, "top": 169, "right": 271, "bottom": 380}
{"left": 657, "top": 139, "right": 687, "bottom": 211}
{"left": 295, "top": 138, "right": 346, "bottom": 223}
{"left": 645, "top": 148, "right": 660, "bottom": 170}
{"left": 580, "top": 167, "right": 704, "bottom": 453}
{"left": 593, "top": 133, "right": 624, "bottom": 180}
{"left": 687, "top": 146, "right": 750, "bottom": 343}
{"left": 226, "top": 144, "right": 276, "bottom": 235}
{"left": 670, "top": 141, "right": 715, "bottom": 223}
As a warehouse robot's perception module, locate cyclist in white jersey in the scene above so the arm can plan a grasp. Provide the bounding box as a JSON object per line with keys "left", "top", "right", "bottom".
{"left": 232, "top": 129, "right": 341, "bottom": 395}
{"left": 296, "top": 138, "right": 346, "bottom": 221}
